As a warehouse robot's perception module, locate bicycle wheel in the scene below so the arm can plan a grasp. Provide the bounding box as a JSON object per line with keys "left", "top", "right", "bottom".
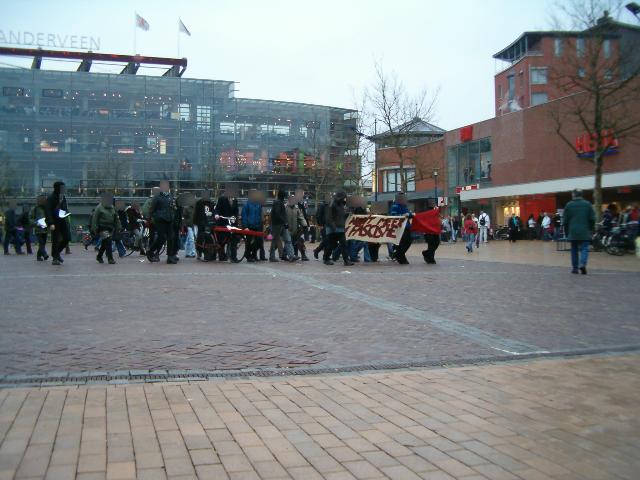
{"left": 230, "top": 235, "right": 246, "bottom": 263}
{"left": 606, "top": 243, "right": 624, "bottom": 256}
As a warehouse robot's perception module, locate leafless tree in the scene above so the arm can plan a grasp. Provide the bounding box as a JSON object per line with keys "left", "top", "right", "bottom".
{"left": 367, "top": 61, "right": 439, "bottom": 192}
{"left": 549, "top": 0, "right": 640, "bottom": 219}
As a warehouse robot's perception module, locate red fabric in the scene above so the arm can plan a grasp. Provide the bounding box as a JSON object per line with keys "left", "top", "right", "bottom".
{"left": 463, "top": 219, "right": 477, "bottom": 235}
{"left": 212, "top": 227, "right": 264, "bottom": 237}
{"left": 411, "top": 209, "right": 442, "bottom": 235}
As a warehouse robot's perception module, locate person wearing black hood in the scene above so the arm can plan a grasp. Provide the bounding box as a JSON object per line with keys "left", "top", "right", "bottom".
{"left": 45, "top": 181, "right": 70, "bottom": 265}
{"left": 323, "top": 191, "right": 354, "bottom": 266}
{"left": 147, "top": 180, "right": 178, "bottom": 264}
{"left": 269, "top": 189, "right": 288, "bottom": 262}
{"left": 193, "top": 189, "right": 216, "bottom": 261}
{"left": 214, "top": 192, "right": 235, "bottom": 261}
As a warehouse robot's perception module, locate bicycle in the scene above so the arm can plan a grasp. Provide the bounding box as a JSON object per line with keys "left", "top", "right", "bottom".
{"left": 606, "top": 223, "right": 636, "bottom": 256}
{"left": 197, "top": 215, "right": 263, "bottom": 263}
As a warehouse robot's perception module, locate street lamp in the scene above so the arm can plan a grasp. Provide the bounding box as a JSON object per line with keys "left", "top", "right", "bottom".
{"left": 433, "top": 168, "right": 439, "bottom": 207}
{"left": 627, "top": 2, "right": 640, "bottom": 19}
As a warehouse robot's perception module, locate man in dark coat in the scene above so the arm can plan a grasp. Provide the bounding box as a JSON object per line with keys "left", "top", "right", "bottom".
{"left": 563, "top": 189, "right": 596, "bottom": 275}
{"left": 269, "top": 189, "right": 288, "bottom": 262}
{"left": 3, "top": 201, "right": 23, "bottom": 255}
{"left": 46, "top": 181, "right": 70, "bottom": 265}
{"left": 147, "top": 180, "right": 177, "bottom": 264}
{"left": 193, "top": 189, "right": 215, "bottom": 261}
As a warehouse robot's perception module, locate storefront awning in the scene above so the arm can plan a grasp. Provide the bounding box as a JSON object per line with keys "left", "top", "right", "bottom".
{"left": 460, "top": 170, "right": 640, "bottom": 201}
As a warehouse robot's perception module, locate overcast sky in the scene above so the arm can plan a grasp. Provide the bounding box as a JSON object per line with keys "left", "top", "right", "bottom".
{"left": 2, "top": 1, "right": 637, "bottom": 129}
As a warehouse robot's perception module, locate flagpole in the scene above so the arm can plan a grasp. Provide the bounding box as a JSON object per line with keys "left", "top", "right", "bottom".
{"left": 177, "top": 23, "right": 180, "bottom": 58}
{"left": 133, "top": 12, "right": 137, "bottom": 55}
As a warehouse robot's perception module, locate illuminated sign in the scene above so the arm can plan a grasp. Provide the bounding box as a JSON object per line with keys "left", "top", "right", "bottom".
{"left": 0, "top": 30, "right": 101, "bottom": 51}
{"left": 575, "top": 129, "right": 619, "bottom": 158}
{"left": 455, "top": 184, "right": 479, "bottom": 194}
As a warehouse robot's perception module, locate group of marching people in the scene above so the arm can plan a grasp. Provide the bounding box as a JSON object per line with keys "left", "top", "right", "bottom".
{"left": 3, "top": 181, "right": 442, "bottom": 267}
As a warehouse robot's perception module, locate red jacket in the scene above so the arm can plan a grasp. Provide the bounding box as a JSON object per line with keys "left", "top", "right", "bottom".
{"left": 463, "top": 219, "right": 477, "bottom": 235}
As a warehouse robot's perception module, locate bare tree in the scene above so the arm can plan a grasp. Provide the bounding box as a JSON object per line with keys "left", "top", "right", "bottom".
{"left": 549, "top": 0, "right": 640, "bottom": 220}
{"left": 367, "top": 61, "right": 438, "bottom": 192}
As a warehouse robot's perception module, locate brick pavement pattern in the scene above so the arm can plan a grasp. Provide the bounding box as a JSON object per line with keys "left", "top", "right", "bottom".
{"left": 1, "top": 244, "right": 639, "bottom": 377}
{"left": 1, "top": 354, "right": 639, "bottom": 480}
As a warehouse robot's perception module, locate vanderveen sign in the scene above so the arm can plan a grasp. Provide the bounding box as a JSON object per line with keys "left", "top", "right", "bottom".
{"left": 0, "top": 30, "right": 101, "bottom": 51}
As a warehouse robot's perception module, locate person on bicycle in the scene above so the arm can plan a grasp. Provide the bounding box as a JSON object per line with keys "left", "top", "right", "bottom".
{"left": 147, "top": 180, "right": 177, "bottom": 264}
{"left": 242, "top": 189, "right": 264, "bottom": 263}
{"left": 91, "top": 192, "right": 121, "bottom": 264}
{"left": 193, "top": 189, "right": 216, "bottom": 261}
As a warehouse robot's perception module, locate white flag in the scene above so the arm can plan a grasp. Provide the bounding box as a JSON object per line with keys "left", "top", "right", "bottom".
{"left": 136, "top": 13, "right": 150, "bottom": 31}
{"left": 179, "top": 18, "right": 191, "bottom": 36}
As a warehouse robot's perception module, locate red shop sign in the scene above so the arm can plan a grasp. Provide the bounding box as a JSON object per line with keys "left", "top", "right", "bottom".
{"left": 575, "top": 129, "right": 619, "bottom": 158}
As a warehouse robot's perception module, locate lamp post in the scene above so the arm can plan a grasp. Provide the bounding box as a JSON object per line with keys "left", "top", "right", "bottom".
{"left": 433, "top": 168, "right": 439, "bottom": 207}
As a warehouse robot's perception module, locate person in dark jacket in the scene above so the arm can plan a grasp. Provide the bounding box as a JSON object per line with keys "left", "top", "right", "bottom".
{"left": 563, "top": 189, "right": 596, "bottom": 274}
{"left": 214, "top": 193, "right": 235, "bottom": 261}
{"left": 242, "top": 190, "right": 264, "bottom": 262}
{"left": 46, "top": 181, "right": 70, "bottom": 265}
{"left": 147, "top": 180, "right": 177, "bottom": 264}
{"left": 269, "top": 189, "right": 288, "bottom": 262}
{"left": 31, "top": 195, "right": 49, "bottom": 261}
{"left": 422, "top": 201, "right": 441, "bottom": 264}
{"left": 193, "top": 189, "right": 216, "bottom": 261}
{"left": 18, "top": 204, "right": 33, "bottom": 254}
{"left": 91, "top": 193, "right": 121, "bottom": 264}
{"left": 507, "top": 214, "right": 521, "bottom": 243}
{"left": 390, "top": 192, "right": 413, "bottom": 264}
{"left": 312, "top": 195, "right": 331, "bottom": 260}
{"left": 126, "top": 202, "right": 145, "bottom": 255}
{"left": 323, "top": 191, "right": 353, "bottom": 266}
{"left": 3, "top": 201, "right": 23, "bottom": 255}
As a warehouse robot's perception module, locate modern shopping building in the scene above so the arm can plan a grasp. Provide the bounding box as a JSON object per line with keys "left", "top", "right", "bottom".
{"left": 0, "top": 47, "right": 359, "bottom": 206}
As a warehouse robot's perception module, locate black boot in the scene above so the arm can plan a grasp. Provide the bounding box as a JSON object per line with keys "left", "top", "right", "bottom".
{"left": 96, "top": 254, "right": 104, "bottom": 264}
{"left": 107, "top": 257, "right": 116, "bottom": 264}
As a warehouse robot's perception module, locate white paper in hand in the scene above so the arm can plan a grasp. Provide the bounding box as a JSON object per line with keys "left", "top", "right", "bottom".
{"left": 58, "top": 209, "right": 71, "bottom": 218}
{"left": 36, "top": 218, "right": 47, "bottom": 229}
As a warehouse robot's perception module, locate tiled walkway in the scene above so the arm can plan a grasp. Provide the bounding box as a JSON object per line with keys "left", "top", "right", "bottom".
{"left": 1, "top": 354, "right": 638, "bottom": 480}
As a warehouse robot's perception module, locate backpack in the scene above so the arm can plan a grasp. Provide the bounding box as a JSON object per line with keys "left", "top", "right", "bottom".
{"left": 479, "top": 214, "right": 486, "bottom": 226}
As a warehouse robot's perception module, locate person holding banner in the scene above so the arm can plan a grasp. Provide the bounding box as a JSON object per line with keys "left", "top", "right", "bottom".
{"left": 390, "top": 192, "right": 413, "bottom": 264}
{"left": 411, "top": 202, "right": 442, "bottom": 264}
{"left": 323, "top": 191, "right": 354, "bottom": 266}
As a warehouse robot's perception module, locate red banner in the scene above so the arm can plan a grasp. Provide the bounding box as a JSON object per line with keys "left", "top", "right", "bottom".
{"left": 411, "top": 209, "right": 442, "bottom": 235}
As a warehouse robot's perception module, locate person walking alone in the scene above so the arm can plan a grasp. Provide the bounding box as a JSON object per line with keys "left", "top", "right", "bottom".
{"left": 478, "top": 210, "right": 490, "bottom": 244}
{"left": 563, "top": 189, "right": 595, "bottom": 275}
{"left": 91, "top": 193, "right": 121, "bottom": 264}
{"left": 46, "top": 181, "right": 71, "bottom": 265}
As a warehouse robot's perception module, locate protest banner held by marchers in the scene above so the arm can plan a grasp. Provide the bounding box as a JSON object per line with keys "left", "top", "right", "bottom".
{"left": 345, "top": 215, "right": 408, "bottom": 245}
{"left": 411, "top": 209, "right": 442, "bottom": 235}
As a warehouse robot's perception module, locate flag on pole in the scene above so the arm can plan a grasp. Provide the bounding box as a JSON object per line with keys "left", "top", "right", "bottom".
{"left": 179, "top": 18, "right": 191, "bottom": 36}
{"left": 136, "top": 13, "right": 150, "bottom": 31}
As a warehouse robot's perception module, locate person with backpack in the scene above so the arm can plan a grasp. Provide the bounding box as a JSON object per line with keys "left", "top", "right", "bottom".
{"left": 31, "top": 195, "right": 49, "bottom": 261}
{"left": 91, "top": 193, "right": 121, "bottom": 264}
{"left": 241, "top": 190, "right": 264, "bottom": 262}
{"left": 478, "top": 210, "right": 490, "bottom": 244}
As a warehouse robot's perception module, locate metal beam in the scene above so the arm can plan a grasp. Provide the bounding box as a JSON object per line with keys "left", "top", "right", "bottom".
{"left": 120, "top": 62, "right": 140, "bottom": 75}
{"left": 31, "top": 56, "right": 42, "bottom": 69}
{"left": 77, "top": 59, "right": 92, "bottom": 72}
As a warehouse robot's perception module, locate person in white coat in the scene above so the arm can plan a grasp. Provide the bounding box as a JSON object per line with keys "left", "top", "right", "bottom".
{"left": 478, "top": 210, "right": 490, "bottom": 244}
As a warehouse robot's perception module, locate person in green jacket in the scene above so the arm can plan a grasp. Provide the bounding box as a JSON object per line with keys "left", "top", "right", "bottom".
{"left": 30, "top": 195, "right": 49, "bottom": 261}
{"left": 562, "top": 189, "right": 596, "bottom": 275}
{"left": 91, "top": 192, "right": 121, "bottom": 264}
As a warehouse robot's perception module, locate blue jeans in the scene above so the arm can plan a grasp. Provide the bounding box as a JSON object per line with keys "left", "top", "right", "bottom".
{"left": 466, "top": 233, "right": 475, "bottom": 252}
{"left": 349, "top": 240, "right": 371, "bottom": 262}
{"left": 570, "top": 241, "right": 590, "bottom": 269}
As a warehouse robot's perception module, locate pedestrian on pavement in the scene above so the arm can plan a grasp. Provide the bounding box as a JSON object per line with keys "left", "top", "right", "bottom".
{"left": 3, "top": 201, "right": 23, "bottom": 255}
{"left": 214, "top": 192, "right": 236, "bottom": 262}
{"left": 527, "top": 214, "right": 537, "bottom": 240}
{"left": 46, "top": 181, "right": 71, "bottom": 265}
{"left": 269, "top": 189, "right": 288, "bottom": 262}
{"left": 126, "top": 202, "right": 146, "bottom": 255}
{"left": 193, "top": 189, "right": 216, "bottom": 261}
{"left": 507, "top": 213, "right": 520, "bottom": 243}
{"left": 541, "top": 212, "right": 552, "bottom": 241}
{"left": 463, "top": 213, "right": 477, "bottom": 253}
{"left": 323, "top": 191, "right": 353, "bottom": 266}
{"left": 390, "top": 192, "right": 413, "bottom": 265}
{"left": 18, "top": 204, "right": 33, "bottom": 254}
{"left": 563, "top": 189, "right": 595, "bottom": 275}
{"left": 422, "top": 203, "right": 441, "bottom": 264}
{"left": 147, "top": 180, "right": 177, "bottom": 264}
{"left": 241, "top": 189, "right": 264, "bottom": 262}
{"left": 478, "top": 210, "right": 490, "bottom": 244}
{"left": 312, "top": 195, "right": 331, "bottom": 260}
{"left": 91, "top": 192, "right": 121, "bottom": 264}
{"left": 286, "top": 195, "right": 307, "bottom": 261}
{"left": 31, "top": 195, "right": 49, "bottom": 261}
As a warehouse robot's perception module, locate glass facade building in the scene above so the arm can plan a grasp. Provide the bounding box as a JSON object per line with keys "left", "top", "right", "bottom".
{"left": 0, "top": 67, "right": 358, "bottom": 200}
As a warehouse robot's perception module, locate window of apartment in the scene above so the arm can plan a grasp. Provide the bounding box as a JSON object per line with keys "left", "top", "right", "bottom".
{"left": 603, "top": 39, "right": 611, "bottom": 58}
{"left": 42, "top": 89, "right": 63, "bottom": 98}
{"left": 381, "top": 168, "right": 416, "bottom": 193}
{"left": 507, "top": 75, "right": 515, "bottom": 101}
{"left": 179, "top": 103, "right": 190, "bottom": 121}
{"left": 554, "top": 38, "right": 563, "bottom": 57}
{"left": 497, "top": 84, "right": 503, "bottom": 99}
{"left": 578, "top": 68, "right": 586, "bottom": 78}
{"left": 531, "top": 92, "right": 548, "bottom": 106}
{"left": 576, "top": 37, "right": 585, "bottom": 57}
{"left": 530, "top": 67, "right": 548, "bottom": 85}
